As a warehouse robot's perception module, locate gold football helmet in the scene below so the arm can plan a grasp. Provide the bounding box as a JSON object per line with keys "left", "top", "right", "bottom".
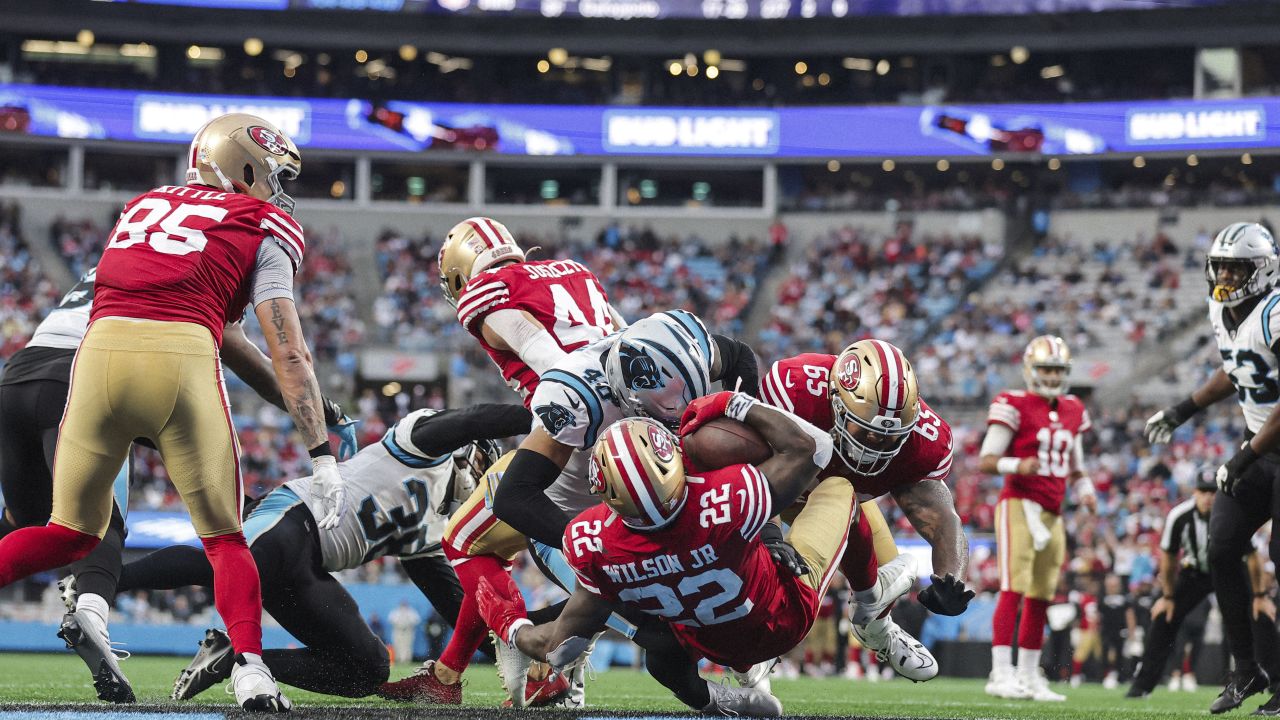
{"left": 588, "top": 418, "right": 687, "bottom": 531}
{"left": 437, "top": 217, "right": 525, "bottom": 307}
{"left": 185, "top": 113, "right": 301, "bottom": 214}
{"left": 1023, "top": 335, "right": 1072, "bottom": 398}
{"left": 829, "top": 339, "right": 920, "bottom": 476}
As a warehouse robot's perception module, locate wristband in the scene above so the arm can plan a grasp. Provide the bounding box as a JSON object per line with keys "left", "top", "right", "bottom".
{"left": 309, "top": 441, "right": 334, "bottom": 459}
{"left": 760, "top": 521, "right": 784, "bottom": 545}
{"left": 996, "top": 457, "right": 1021, "bottom": 475}
{"left": 725, "top": 392, "right": 757, "bottom": 422}
{"left": 1172, "top": 397, "right": 1201, "bottom": 423}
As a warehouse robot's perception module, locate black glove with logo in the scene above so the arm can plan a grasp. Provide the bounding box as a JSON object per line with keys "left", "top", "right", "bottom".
{"left": 760, "top": 522, "right": 810, "bottom": 577}
{"left": 917, "top": 573, "right": 974, "bottom": 616}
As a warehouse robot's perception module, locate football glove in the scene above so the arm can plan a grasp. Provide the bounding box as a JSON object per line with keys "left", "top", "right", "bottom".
{"left": 917, "top": 573, "right": 975, "bottom": 616}
{"left": 761, "top": 522, "right": 810, "bottom": 577}
{"left": 1144, "top": 398, "right": 1199, "bottom": 444}
{"left": 1216, "top": 443, "right": 1259, "bottom": 497}
{"left": 310, "top": 455, "right": 346, "bottom": 529}
{"left": 678, "top": 391, "right": 734, "bottom": 437}
{"left": 321, "top": 397, "right": 360, "bottom": 461}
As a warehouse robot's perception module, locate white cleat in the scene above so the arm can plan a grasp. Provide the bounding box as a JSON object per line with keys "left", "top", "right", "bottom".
{"left": 985, "top": 667, "right": 1032, "bottom": 700}
{"left": 852, "top": 616, "right": 938, "bottom": 682}
{"left": 551, "top": 630, "right": 599, "bottom": 708}
{"left": 231, "top": 654, "right": 291, "bottom": 713}
{"left": 1021, "top": 667, "right": 1067, "bottom": 702}
{"left": 733, "top": 659, "right": 777, "bottom": 695}
{"left": 492, "top": 631, "right": 532, "bottom": 708}
{"left": 849, "top": 555, "right": 917, "bottom": 625}
{"left": 704, "top": 680, "right": 783, "bottom": 717}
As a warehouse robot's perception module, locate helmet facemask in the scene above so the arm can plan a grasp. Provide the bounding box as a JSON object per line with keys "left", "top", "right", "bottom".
{"left": 831, "top": 404, "right": 914, "bottom": 476}
{"left": 604, "top": 332, "right": 704, "bottom": 430}
{"left": 1024, "top": 363, "right": 1070, "bottom": 398}
{"left": 1207, "top": 256, "right": 1277, "bottom": 307}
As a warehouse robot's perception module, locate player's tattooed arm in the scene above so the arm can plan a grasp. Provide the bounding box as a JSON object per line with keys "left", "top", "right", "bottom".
{"left": 220, "top": 322, "right": 286, "bottom": 411}
{"left": 254, "top": 297, "right": 328, "bottom": 451}
{"left": 892, "top": 480, "right": 968, "bottom": 579}
{"left": 513, "top": 586, "right": 612, "bottom": 664}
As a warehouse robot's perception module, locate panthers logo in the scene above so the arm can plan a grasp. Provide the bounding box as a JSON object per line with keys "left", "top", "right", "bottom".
{"left": 619, "top": 343, "right": 664, "bottom": 390}
{"left": 535, "top": 402, "right": 575, "bottom": 436}
{"left": 248, "top": 125, "right": 289, "bottom": 156}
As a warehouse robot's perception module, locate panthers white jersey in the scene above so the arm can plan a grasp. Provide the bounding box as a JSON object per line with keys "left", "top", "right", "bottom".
{"left": 28, "top": 268, "right": 95, "bottom": 350}
{"left": 529, "top": 309, "right": 713, "bottom": 514}
{"left": 1210, "top": 287, "right": 1280, "bottom": 434}
{"left": 286, "top": 409, "right": 464, "bottom": 572}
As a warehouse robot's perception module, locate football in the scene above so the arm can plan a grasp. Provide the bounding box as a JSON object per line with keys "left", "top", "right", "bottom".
{"left": 681, "top": 417, "right": 772, "bottom": 470}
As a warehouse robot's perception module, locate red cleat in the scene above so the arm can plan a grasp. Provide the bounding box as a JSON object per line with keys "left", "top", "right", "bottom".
{"left": 376, "top": 660, "right": 462, "bottom": 705}
{"left": 501, "top": 670, "right": 572, "bottom": 708}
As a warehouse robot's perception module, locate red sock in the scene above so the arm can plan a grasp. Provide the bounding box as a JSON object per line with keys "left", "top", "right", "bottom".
{"left": 992, "top": 590, "right": 1022, "bottom": 648}
{"left": 1183, "top": 656, "right": 1192, "bottom": 673}
{"left": 1072, "top": 659, "right": 1083, "bottom": 675}
{"left": 201, "top": 532, "right": 262, "bottom": 656}
{"left": 439, "top": 551, "right": 521, "bottom": 674}
{"left": 0, "top": 523, "right": 98, "bottom": 588}
{"left": 839, "top": 517, "right": 878, "bottom": 592}
{"left": 1018, "top": 597, "right": 1049, "bottom": 650}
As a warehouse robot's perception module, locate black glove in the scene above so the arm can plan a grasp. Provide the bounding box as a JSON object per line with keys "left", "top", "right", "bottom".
{"left": 1217, "top": 443, "right": 1259, "bottom": 497}
{"left": 761, "top": 522, "right": 810, "bottom": 577}
{"left": 322, "top": 396, "right": 344, "bottom": 427}
{"left": 917, "top": 573, "right": 974, "bottom": 616}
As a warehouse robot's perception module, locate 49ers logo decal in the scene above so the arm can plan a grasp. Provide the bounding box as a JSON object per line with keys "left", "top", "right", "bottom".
{"left": 248, "top": 126, "right": 289, "bottom": 155}
{"left": 836, "top": 353, "right": 861, "bottom": 391}
{"left": 648, "top": 424, "right": 675, "bottom": 463}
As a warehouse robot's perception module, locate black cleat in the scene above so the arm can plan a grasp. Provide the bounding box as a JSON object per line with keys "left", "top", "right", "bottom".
{"left": 1126, "top": 685, "right": 1152, "bottom": 699}
{"left": 172, "top": 628, "right": 235, "bottom": 701}
{"left": 58, "top": 611, "right": 135, "bottom": 704}
{"left": 1213, "top": 670, "right": 1271, "bottom": 714}
{"left": 1253, "top": 690, "right": 1280, "bottom": 716}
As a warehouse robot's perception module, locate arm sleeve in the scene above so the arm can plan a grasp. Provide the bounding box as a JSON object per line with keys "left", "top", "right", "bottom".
{"left": 250, "top": 240, "right": 296, "bottom": 306}
{"left": 1072, "top": 434, "right": 1087, "bottom": 474}
{"left": 979, "top": 423, "right": 1015, "bottom": 457}
{"left": 484, "top": 309, "right": 569, "bottom": 376}
{"left": 492, "top": 448, "right": 572, "bottom": 547}
{"left": 713, "top": 334, "right": 761, "bottom": 397}
{"left": 736, "top": 465, "right": 775, "bottom": 541}
{"left": 257, "top": 209, "right": 306, "bottom": 270}
{"left": 408, "top": 404, "right": 534, "bottom": 458}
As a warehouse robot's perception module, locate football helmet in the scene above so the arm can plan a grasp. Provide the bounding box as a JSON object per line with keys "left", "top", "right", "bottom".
{"left": 588, "top": 417, "right": 687, "bottom": 531}
{"left": 1022, "top": 335, "right": 1072, "bottom": 398}
{"left": 829, "top": 340, "right": 920, "bottom": 476}
{"left": 185, "top": 113, "right": 301, "bottom": 215}
{"left": 438, "top": 217, "right": 525, "bottom": 307}
{"left": 1205, "top": 222, "right": 1279, "bottom": 307}
{"left": 450, "top": 438, "right": 501, "bottom": 507}
{"left": 605, "top": 314, "right": 711, "bottom": 428}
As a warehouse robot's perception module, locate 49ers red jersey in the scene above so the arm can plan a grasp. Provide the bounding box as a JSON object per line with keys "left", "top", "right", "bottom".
{"left": 986, "top": 390, "right": 1092, "bottom": 514}
{"left": 456, "top": 259, "right": 616, "bottom": 404}
{"left": 760, "top": 353, "right": 953, "bottom": 499}
{"left": 564, "top": 463, "right": 820, "bottom": 671}
{"left": 94, "top": 184, "right": 305, "bottom": 346}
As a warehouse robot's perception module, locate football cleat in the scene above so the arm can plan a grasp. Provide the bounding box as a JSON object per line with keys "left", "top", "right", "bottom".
{"left": 849, "top": 554, "right": 917, "bottom": 625}
{"left": 985, "top": 667, "right": 1031, "bottom": 700}
{"left": 733, "top": 659, "right": 777, "bottom": 695}
{"left": 492, "top": 630, "right": 533, "bottom": 707}
{"left": 57, "top": 607, "right": 135, "bottom": 704}
{"left": 851, "top": 616, "right": 937, "bottom": 682}
{"left": 172, "top": 628, "right": 234, "bottom": 701}
{"left": 704, "top": 679, "right": 783, "bottom": 717}
{"left": 376, "top": 660, "right": 462, "bottom": 704}
{"left": 1020, "top": 667, "right": 1066, "bottom": 702}
{"left": 1254, "top": 689, "right": 1280, "bottom": 716}
{"left": 1212, "top": 669, "right": 1270, "bottom": 714}
{"left": 231, "top": 654, "right": 291, "bottom": 713}
{"left": 501, "top": 669, "right": 572, "bottom": 708}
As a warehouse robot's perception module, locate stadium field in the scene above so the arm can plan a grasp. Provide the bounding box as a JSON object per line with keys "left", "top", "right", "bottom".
{"left": 0, "top": 653, "right": 1235, "bottom": 719}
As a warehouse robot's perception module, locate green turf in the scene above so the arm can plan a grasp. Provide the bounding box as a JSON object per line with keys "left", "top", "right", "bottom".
{"left": 0, "top": 652, "right": 1249, "bottom": 719}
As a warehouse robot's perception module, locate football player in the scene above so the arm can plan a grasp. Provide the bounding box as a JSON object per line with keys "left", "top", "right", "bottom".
{"left": 477, "top": 392, "right": 840, "bottom": 717}
{"left": 1144, "top": 222, "right": 1280, "bottom": 715}
{"left": 759, "top": 340, "right": 972, "bottom": 680}
{"left": 0, "top": 113, "right": 335, "bottom": 712}
{"left": 114, "top": 404, "right": 526, "bottom": 701}
{"left": 980, "top": 335, "right": 1097, "bottom": 702}
{"left": 379, "top": 220, "right": 624, "bottom": 706}
{"left": 0, "top": 264, "right": 355, "bottom": 704}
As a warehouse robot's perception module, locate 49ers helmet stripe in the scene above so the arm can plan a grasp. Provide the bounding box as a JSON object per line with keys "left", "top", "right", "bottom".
{"left": 590, "top": 418, "right": 688, "bottom": 531}
{"left": 467, "top": 217, "right": 503, "bottom": 249}
{"left": 870, "top": 339, "right": 906, "bottom": 415}
{"left": 612, "top": 424, "right": 667, "bottom": 527}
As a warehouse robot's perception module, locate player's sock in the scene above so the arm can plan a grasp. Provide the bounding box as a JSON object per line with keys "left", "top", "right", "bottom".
{"left": 1017, "top": 648, "right": 1042, "bottom": 676}
{"left": 77, "top": 592, "right": 111, "bottom": 628}
{"left": 1018, "top": 597, "right": 1049, "bottom": 650}
{"left": 992, "top": 645, "right": 1013, "bottom": 672}
{"left": 992, "top": 590, "right": 1021, "bottom": 649}
{"left": 0, "top": 523, "right": 98, "bottom": 588}
{"left": 439, "top": 553, "right": 514, "bottom": 674}
{"left": 839, "top": 516, "right": 878, "bottom": 592}
{"left": 200, "top": 531, "right": 263, "bottom": 656}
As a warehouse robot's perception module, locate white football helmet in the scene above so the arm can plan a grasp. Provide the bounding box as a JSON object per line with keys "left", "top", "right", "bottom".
{"left": 604, "top": 313, "right": 711, "bottom": 428}
{"left": 1206, "top": 222, "right": 1279, "bottom": 307}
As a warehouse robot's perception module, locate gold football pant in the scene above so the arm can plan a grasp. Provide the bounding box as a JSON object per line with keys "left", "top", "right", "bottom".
{"left": 786, "top": 476, "right": 857, "bottom": 593}
{"left": 51, "top": 318, "right": 243, "bottom": 538}
{"left": 996, "top": 497, "right": 1065, "bottom": 600}
{"left": 442, "top": 451, "right": 527, "bottom": 563}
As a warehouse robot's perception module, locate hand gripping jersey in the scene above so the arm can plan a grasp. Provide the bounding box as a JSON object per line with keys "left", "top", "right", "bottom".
{"left": 285, "top": 409, "right": 463, "bottom": 571}
{"left": 28, "top": 268, "right": 95, "bottom": 350}
{"left": 986, "top": 390, "right": 1091, "bottom": 513}
{"left": 528, "top": 309, "right": 714, "bottom": 514}
{"left": 760, "top": 353, "right": 953, "bottom": 500}
{"left": 1210, "top": 287, "right": 1280, "bottom": 434}
{"left": 564, "top": 462, "right": 819, "bottom": 671}
{"left": 94, "top": 185, "right": 306, "bottom": 346}
{"left": 456, "top": 259, "right": 617, "bottom": 404}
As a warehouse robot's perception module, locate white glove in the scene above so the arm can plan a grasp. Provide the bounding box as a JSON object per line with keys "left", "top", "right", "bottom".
{"left": 310, "top": 455, "right": 345, "bottom": 530}
{"left": 1144, "top": 410, "right": 1176, "bottom": 444}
